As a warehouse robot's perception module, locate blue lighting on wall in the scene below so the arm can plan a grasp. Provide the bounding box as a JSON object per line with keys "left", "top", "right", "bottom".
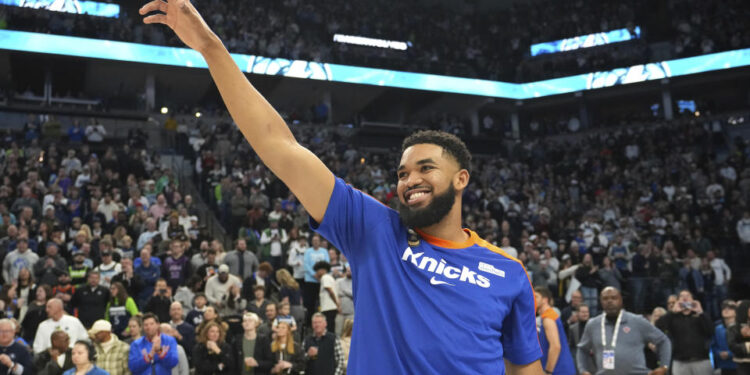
{"left": 531, "top": 27, "right": 642, "bottom": 57}
{"left": 0, "top": 29, "right": 749, "bottom": 100}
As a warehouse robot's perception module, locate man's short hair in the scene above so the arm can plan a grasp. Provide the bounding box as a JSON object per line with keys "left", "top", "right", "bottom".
{"left": 311, "top": 312, "right": 326, "bottom": 321}
{"left": 253, "top": 285, "right": 265, "bottom": 293}
{"left": 0, "top": 319, "right": 16, "bottom": 331}
{"left": 534, "top": 286, "right": 553, "bottom": 303}
{"left": 313, "top": 261, "right": 331, "bottom": 273}
{"left": 575, "top": 304, "right": 590, "bottom": 312}
{"left": 401, "top": 130, "right": 472, "bottom": 173}
{"left": 142, "top": 313, "right": 159, "bottom": 324}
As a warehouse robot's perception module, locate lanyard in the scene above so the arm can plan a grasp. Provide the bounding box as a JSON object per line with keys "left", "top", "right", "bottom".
{"left": 601, "top": 310, "right": 623, "bottom": 349}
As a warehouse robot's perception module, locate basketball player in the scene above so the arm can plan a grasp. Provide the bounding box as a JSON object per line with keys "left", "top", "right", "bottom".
{"left": 139, "top": 1, "right": 543, "bottom": 373}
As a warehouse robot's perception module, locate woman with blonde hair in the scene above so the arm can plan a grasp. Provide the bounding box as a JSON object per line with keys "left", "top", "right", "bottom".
{"left": 193, "top": 321, "right": 235, "bottom": 375}
{"left": 340, "top": 318, "right": 353, "bottom": 371}
{"left": 276, "top": 269, "right": 301, "bottom": 307}
{"left": 112, "top": 226, "right": 128, "bottom": 244}
{"left": 79, "top": 225, "right": 92, "bottom": 242}
{"left": 270, "top": 322, "right": 304, "bottom": 374}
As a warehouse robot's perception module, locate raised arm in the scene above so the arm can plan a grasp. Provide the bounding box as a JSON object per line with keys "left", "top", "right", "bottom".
{"left": 140, "top": 0, "right": 334, "bottom": 223}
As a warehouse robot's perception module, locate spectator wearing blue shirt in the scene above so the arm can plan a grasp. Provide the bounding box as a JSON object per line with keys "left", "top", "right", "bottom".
{"left": 63, "top": 341, "right": 109, "bottom": 375}
{"left": 128, "top": 313, "right": 178, "bottom": 375}
{"left": 135, "top": 247, "right": 161, "bottom": 308}
{"left": 302, "top": 234, "right": 329, "bottom": 327}
{"left": 67, "top": 121, "right": 85, "bottom": 143}
{"left": 712, "top": 301, "right": 738, "bottom": 375}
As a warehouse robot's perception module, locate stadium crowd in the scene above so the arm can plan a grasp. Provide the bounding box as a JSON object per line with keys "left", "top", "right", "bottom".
{"left": 2, "top": 0, "right": 750, "bottom": 82}
{"left": 0, "top": 108, "right": 747, "bottom": 375}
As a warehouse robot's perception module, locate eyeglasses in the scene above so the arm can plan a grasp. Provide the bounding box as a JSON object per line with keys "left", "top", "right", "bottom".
{"left": 0, "top": 329, "right": 14, "bottom": 334}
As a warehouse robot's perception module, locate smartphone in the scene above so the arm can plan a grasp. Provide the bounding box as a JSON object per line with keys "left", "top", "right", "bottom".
{"left": 680, "top": 302, "right": 693, "bottom": 309}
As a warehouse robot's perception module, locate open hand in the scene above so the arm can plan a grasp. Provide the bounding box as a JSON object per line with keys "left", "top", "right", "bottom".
{"left": 139, "top": 0, "right": 220, "bottom": 54}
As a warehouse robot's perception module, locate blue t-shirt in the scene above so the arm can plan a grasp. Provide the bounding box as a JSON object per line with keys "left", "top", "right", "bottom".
{"left": 539, "top": 309, "right": 576, "bottom": 375}
{"left": 311, "top": 177, "right": 541, "bottom": 374}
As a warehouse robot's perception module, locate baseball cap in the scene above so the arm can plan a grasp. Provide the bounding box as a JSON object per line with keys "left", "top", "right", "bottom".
{"left": 218, "top": 264, "right": 229, "bottom": 274}
{"left": 88, "top": 320, "right": 112, "bottom": 336}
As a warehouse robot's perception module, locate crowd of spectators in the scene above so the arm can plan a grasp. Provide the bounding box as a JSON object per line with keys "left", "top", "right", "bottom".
{"left": 2, "top": 0, "right": 749, "bottom": 81}
{"left": 0, "top": 106, "right": 749, "bottom": 374}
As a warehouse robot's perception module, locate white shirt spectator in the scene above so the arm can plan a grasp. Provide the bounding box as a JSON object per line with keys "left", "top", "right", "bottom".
{"left": 74, "top": 171, "right": 91, "bottom": 188}
{"left": 33, "top": 314, "right": 88, "bottom": 353}
{"left": 625, "top": 144, "right": 639, "bottom": 160}
{"left": 98, "top": 199, "right": 120, "bottom": 222}
{"left": 710, "top": 257, "right": 731, "bottom": 286}
{"left": 319, "top": 273, "right": 338, "bottom": 312}
{"left": 85, "top": 124, "right": 107, "bottom": 143}
{"left": 706, "top": 183, "right": 724, "bottom": 200}
{"left": 287, "top": 242, "right": 307, "bottom": 279}
{"left": 95, "top": 261, "right": 122, "bottom": 288}
{"left": 204, "top": 273, "right": 242, "bottom": 306}
{"left": 720, "top": 166, "right": 737, "bottom": 182}
{"left": 737, "top": 217, "right": 750, "bottom": 244}
{"left": 663, "top": 185, "right": 676, "bottom": 201}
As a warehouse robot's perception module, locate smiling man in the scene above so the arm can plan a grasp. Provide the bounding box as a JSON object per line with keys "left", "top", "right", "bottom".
{"left": 139, "top": 0, "right": 542, "bottom": 373}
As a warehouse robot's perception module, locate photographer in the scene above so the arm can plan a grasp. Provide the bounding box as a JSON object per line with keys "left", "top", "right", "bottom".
{"left": 145, "top": 279, "right": 173, "bottom": 323}
{"left": 656, "top": 290, "right": 714, "bottom": 375}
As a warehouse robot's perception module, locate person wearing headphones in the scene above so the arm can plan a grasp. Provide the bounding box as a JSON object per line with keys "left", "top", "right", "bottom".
{"left": 63, "top": 340, "right": 108, "bottom": 375}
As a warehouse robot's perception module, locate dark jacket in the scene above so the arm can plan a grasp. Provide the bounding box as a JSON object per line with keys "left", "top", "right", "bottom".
{"left": 72, "top": 284, "right": 110, "bottom": 328}
{"left": 33, "top": 348, "right": 74, "bottom": 375}
{"left": 193, "top": 342, "right": 235, "bottom": 375}
{"left": 303, "top": 332, "right": 344, "bottom": 375}
{"left": 656, "top": 310, "right": 714, "bottom": 361}
{"left": 270, "top": 342, "right": 305, "bottom": 375}
{"left": 728, "top": 300, "right": 750, "bottom": 364}
{"left": 233, "top": 333, "right": 274, "bottom": 375}
{"left": 145, "top": 295, "right": 172, "bottom": 323}
{"left": 0, "top": 341, "right": 33, "bottom": 375}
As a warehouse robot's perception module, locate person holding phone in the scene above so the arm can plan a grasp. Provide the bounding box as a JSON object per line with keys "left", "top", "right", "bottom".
{"left": 656, "top": 290, "right": 714, "bottom": 375}
{"left": 145, "top": 279, "right": 173, "bottom": 323}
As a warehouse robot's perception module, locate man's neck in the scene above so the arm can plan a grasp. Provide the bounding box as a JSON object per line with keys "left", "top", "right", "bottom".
{"left": 52, "top": 314, "right": 64, "bottom": 322}
{"left": 416, "top": 205, "right": 467, "bottom": 244}
{"left": 171, "top": 319, "right": 183, "bottom": 325}
{"left": 244, "top": 330, "right": 257, "bottom": 340}
{"left": 605, "top": 310, "right": 622, "bottom": 321}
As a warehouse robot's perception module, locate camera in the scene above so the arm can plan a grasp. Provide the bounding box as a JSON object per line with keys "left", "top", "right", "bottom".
{"left": 159, "top": 289, "right": 167, "bottom": 295}
{"left": 680, "top": 301, "right": 693, "bottom": 309}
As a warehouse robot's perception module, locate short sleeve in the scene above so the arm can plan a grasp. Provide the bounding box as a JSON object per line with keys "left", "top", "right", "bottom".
{"left": 501, "top": 267, "right": 542, "bottom": 365}
{"left": 309, "top": 177, "right": 392, "bottom": 260}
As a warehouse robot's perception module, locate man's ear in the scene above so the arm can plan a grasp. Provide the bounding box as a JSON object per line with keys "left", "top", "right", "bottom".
{"left": 454, "top": 169, "right": 470, "bottom": 191}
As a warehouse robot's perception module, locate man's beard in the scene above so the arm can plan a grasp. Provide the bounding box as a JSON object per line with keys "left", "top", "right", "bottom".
{"left": 398, "top": 184, "right": 456, "bottom": 229}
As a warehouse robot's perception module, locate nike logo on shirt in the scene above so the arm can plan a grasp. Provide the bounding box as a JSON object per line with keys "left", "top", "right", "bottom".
{"left": 430, "top": 276, "right": 454, "bottom": 286}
